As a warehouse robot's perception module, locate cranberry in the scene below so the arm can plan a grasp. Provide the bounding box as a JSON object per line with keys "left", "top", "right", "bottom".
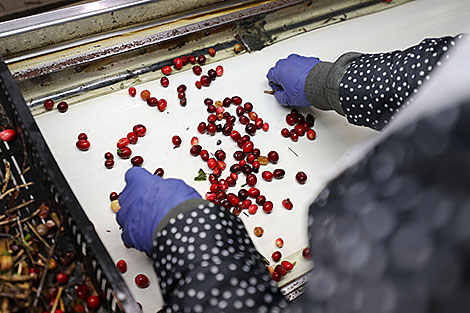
{"left": 157, "top": 99, "right": 167, "bottom": 111}
{"left": 109, "top": 192, "right": 119, "bottom": 201}
{"left": 161, "top": 66, "right": 172, "bottom": 75}
{"left": 286, "top": 114, "right": 296, "bottom": 126}
{"left": 243, "top": 102, "right": 253, "bottom": 112}
{"left": 208, "top": 114, "right": 216, "bottom": 123}
{"left": 128, "top": 87, "right": 136, "bottom": 97}
{"left": 140, "top": 90, "right": 150, "bottom": 101}
{"left": 195, "top": 122, "right": 206, "bottom": 134}
{"left": 281, "top": 128, "right": 290, "bottom": 138}
{"left": 198, "top": 54, "right": 206, "bottom": 65}
{"left": 272, "top": 271, "right": 281, "bottom": 282}
{"left": 160, "top": 76, "right": 169, "bottom": 87}
{"left": 275, "top": 264, "right": 288, "bottom": 276}
{"left": 75, "top": 284, "right": 88, "bottom": 299}
{"left": 177, "top": 91, "right": 186, "bottom": 100}
{"left": 172, "top": 135, "right": 182, "bottom": 147}
{"left": 233, "top": 151, "right": 245, "bottom": 161}
{"left": 233, "top": 205, "right": 242, "bottom": 216}
{"left": 295, "top": 124, "right": 306, "bottom": 136}
{"left": 133, "top": 124, "right": 147, "bottom": 137}
{"left": 248, "top": 112, "right": 258, "bottom": 121}
{"left": 290, "top": 132, "right": 299, "bottom": 142}
{"left": 242, "top": 164, "right": 252, "bottom": 175}
{"left": 135, "top": 274, "right": 150, "bottom": 288}
{"left": 275, "top": 238, "right": 284, "bottom": 248}
{"left": 131, "top": 156, "right": 144, "bottom": 166}
{"left": 267, "top": 151, "right": 279, "bottom": 164}
{"left": 195, "top": 81, "right": 202, "bottom": 89}
{"left": 248, "top": 204, "right": 258, "bottom": 214}
{"left": 207, "top": 122, "right": 217, "bottom": 135}
{"left": 193, "top": 65, "right": 202, "bottom": 76}
{"left": 208, "top": 69, "right": 217, "bottom": 80}
{"left": 105, "top": 159, "right": 114, "bottom": 169}
{"left": 231, "top": 172, "right": 238, "bottom": 180}
{"left": 208, "top": 48, "right": 216, "bottom": 57}
{"left": 177, "top": 84, "right": 187, "bottom": 93}
{"left": 209, "top": 174, "right": 218, "bottom": 184}
{"left": 252, "top": 161, "right": 260, "bottom": 170}
{"left": 256, "top": 195, "right": 266, "bottom": 205}
{"left": 263, "top": 201, "right": 273, "bottom": 213}
{"left": 181, "top": 55, "right": 189, "bottom": 65}
{"left": 210, "top": 184, "right": 220, "bottom": 193}
{"left": 190, "top": 137, "right": 199, "bottom": 146}
{"left": 56, "top": 272, "right": 68, "bottom": 284}
{"left": 179, "top": 97, "right": 187, "bottom": 106}
{"left": 236, "top": 106, "right": 245, "bottom": 116}
{"left": 200, "top": 75, "right": 211, "bottom": 87}
{"left": 222, "top": 124, "right": 233, "bottom": 136}
{"left": 173, "top": 57, "right": 183, "bottom": 70}
{"left": 104, "top": 152, "right": 113, "bottom": 159}
{"left": 127, "top": 132, "right": 138, "bottom": 144}
{"left": 200, "top": 150, "right": 209, "bottom": 161}
{"left": 245, "top": 123, "right": 257, "bottom": 136}
{"left": 227, "top": 194, "right": 240, "bottom": 206}
{"left": 217, "top": 161, "right": 227, "bottom": 170}
{"left": 296, "top": 171, "right": 307, "bottom": 184}
{"left": 117, "top": 138, "right": 130, "bottom": 149}
{"left": 57, "top": 101, "right": 68, "bottom": 113}
{"left": 214, "top": 149, "right": 226, "bottom": 161}
{"left": 242, "top": 199, "right": 252, "bottom": 208}
{"left": 226, "top": 176, "right": 236, "bottom": 187}
{"left": 216, "top": 65, "right": 224, "bottom": 76}
{"left": 87, "top": 295, "right": 100, "bottom": 310}
{"left": 306, "top": 113, "right": 315, "bottom": 124}
{"left": 188, "top": 145, "right": 201, "bottom": 157}
{"left": 154, "top": 168, "right": 164, "bottom": 177}
{"left": 246, "top": 154, "right": 255, "bottom": 164}
{"left": 222, "top": 97, "right": 231, "bottom": 107}
{"left": 282, "top": 198, "right": 293, "bottom": 210}
{"left": 272, "top": 251, "right": 282, "bottom": 262}
{"left": 76, "top": 140, "right": 90, "bottom": 151}
{"left": 281, "top": 260, "right": 293, "bottom": 271}
{"left": 248, "top": 187, "right": 260, "bottom": 198}
{"left": 204, "top": 98, "right": 213, "bottom": 106}
{"left": 206, "top": 192, "right": 216, "bottom": 201}
{"left": 307, "top": 129, "right": 317, "bottom": 140}
{"left": 206, "top": 105, "right": 216, "bottom": 114}
{"left": 302, "top": 247, "right": 312, "bottom": 259}
{"left": 207, "top": 158, "right": 217, "bottom": 169}
{"left": 262, "top": 123, "right": 269, "bottom": 132}
{"left": 255, "top": 118, "right": 264, "bottom": 129}
{"left": 242, "top": 141, "right": 254, "bottom": 153}
{"left": 114, "top": 259, "right": 127, "bottom": 273}
{"left": 239, "top": 116, "right": 250, "bottom": 125}
{"left": 117, "top": 147, "right": 132, "bottom": 159}
{"left": 273, "top": 169, "right": 285, "bottom": 179}
{"left": 44, "top": 99, "right": 54, "bottom": 110}
{"left": 188, "top": 55, "right": 196, "bottom": 64}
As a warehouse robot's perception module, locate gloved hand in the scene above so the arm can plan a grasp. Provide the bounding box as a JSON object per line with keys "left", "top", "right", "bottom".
{"left": 267, "top": 54, "right": 321, "bottom": 107}
{"left": 116, "top": 167, "right": 201, "bottom": 253}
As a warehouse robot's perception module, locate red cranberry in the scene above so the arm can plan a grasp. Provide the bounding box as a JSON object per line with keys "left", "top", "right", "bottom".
{"left": 77, "top": 132, "right": 87, "bottom": 140}
{"left": 255, "top": 118, "right": 264, "bottom": 129}
{"left": 245, "top": 123, "right": 257, "bottom": 136}
{"left": 87, "top": 295, "right": 100, "bottom": 310}
{"left": 173, "top": 57, "right": 183, "bottom": 70}
{"left": 117, "top": 138, "right": 130, "bottom": 149}
{"left": 281, "top": 260, "right": 294, "bottom": 271}
{"left": 286, "top": 114, "right": 296, "bottom": 126}
{"left": 243, "top": 102, "right": 253, "bottom": 112}
{"left": 181, "top": 55, "right": 189, "bottom": 65}
{"left": 154, "top": 168, "right": 164, "bottom": 177}
{"left": 207, "top": 105, "right": 216, "bottom": 113}
{"left": 272, "top": 271, "right": 281, "bottom": 282}
{"left": 263, "top": 201, "right": 273, "bottom": 213}
{"left": 209, "top": 174, "right": 218, "bottom": 184}
{"left": 208, "top": 114, "right": 216, "bottom": 123}
{"left": 213, "top": 167, "right": 221, "bottom": 177}
{"left": 268, "top": 151, "right": 279, "bottom": 164}
{"left": 44, "top": 99, "right": 54, "bottom": 110}
{"left": 222, "top": 124, "right": 233, "bottom": 136}
{"left": 251, "top": 148, "right": 260, "bottom": 158}
{"left": 200, "top": 75, "right": 211, "bottom": 87}
{"left": 135, "top": 274, "right": 150, "bottom": 288}
{"left": 242, "top": 199, "right": 252, "bottom": 208}
{"left": 242, "top": 141, "right": 254, "bottom": 153}
{"left": 246, "top": 154, "right": 255, "bottom": 164}
{"left": 281, "top": 128, "right": 290, "bottom": 138}
{"left": 230, "top": 96, "right": 242, "bottom": 105}
{"left": 177, "top": 84, "right": 187, "bottom": 93}
{"left": 282, "top": 198, "right": 293, "bottom": 210}
{"left": 231, "top": 172, "right": 238, "bottom": 180}
{"left": 227, "top": 193, "right": 240, "bottom": 206}
{"left": 252, "top": 161, "right": 260, "bottom": 170}
{"left": 290, "top": 132, "right": 299, "bottom": 142}
{"left": 141, "top": 90, "right": 150, "bottom": 101}
{"left": 198, "top": 54, "right": 206, "bottom": 65}
{"left": 236, "top": 106, "right": 245, "bottom": 116}
{"left": 104, "top": 152, "right": 113, "bottom": 159}
{"left": 179, "top": 98, "right": 187, "bottom": 106}
{"left": 248, "top": 187, "right": 260, "bottom": 198}
{"left": 127, "top": 132, "right": 139, "bottom": 144}
{"left": 105, "top": 159, "right": 114, "bottom": 169}
{"left": 117, "top": 147, "right": 132, "bottom": 159}
{"left": 131, "top": 156, "right": 144, "bottom": 166}
{"left": 238, "top": 189, "right": 249, "bottom": 200}
{"left": 204, "top": 98, "right": 214, "bottom": 106}
{"left": 247, "top": 204, "right": 257, "bottom": 214}
{"left": 207, "top": 122, "right": 217, "bottom": 135}
{"left": 262, "top": 171, "right": 273, "bottom": 182}
{"left": 217, "top": 161, "right": 227, "bottom": 170}
{"left": 56, "top": 273, "right": 68, "bottom": 284}
{"left": 223, "top": 97, "right": 232, "bottom": 107}
{"left": 161, "top": 66, "right": 172, "bottom": 75}
{"left": 128, "top": 87, "right": 136, "bottom": 97}
{"left": 157, "top": 99, "right": 167, "bottom": 112}
{"left": 296, "top": 171, "right": 307, "bottom": 184}
{"left": 172, "top": 135, "right": 182, "bottom": 147}
{"left": 206, "top": 192, "right": 216, "bottom": 201}
{"left": 160, "top": 76, "right": 169, "bottom": 87}
{"left": 208, "top": 48, "right": 216, "bottom": 57}
{"left": 272, "top": 251, "right": 282, "bottom": 262}
{"left": 57, "top": 101, "right": 68, "bottom": 113}
{"left": 215, "top": 149, "right": 226, "bottom": 161}
{"left": 210, "top": 184, "right": 220, "bottom": 193}
{"left": 188, "top": 55, "right": 196, "bottom": 64}
{"left": 226, "top": 176, "right": 236, "bottom": 187}
{"left": 133, "top": 124, "right": 147, "bottom": 137}
{"left": 242, "top": 164, "right": 252, "bottom": 175}
{"left": 200, "top": 150, "right": 209, "bottom": 161}
{"left": 197, "top": 122, "right": 207, "bottom": 134}
{"left": 239, "top": 116, "right": 250, "bottom": 125}
{"left": 195, "top": 81, "right": 202, "bottom": 89}
{"left": 116, "top": 259, "right": 127, "bottom": 273}
{"left": 295, "top": 124, "right": 306, "bottom": 136}
{"left": 110, "top": 192, "right": 119, "bottom": 201}
{"left": 302, "top": 247, "right": 312, "bottom": 259}
{"left": 275, "top": 264, "right": 288, "bottom": 276}
{"left": 207, "top": 158, "right": 217, "bottom": 169}
{"left": 177, "top": 91, "right": 186, "bottom": 100}
{"left": 193, "top": 65, "right": 202, "bottom": 76}
{"left": 307, "top": 129, "right": 317, "bottom": 140}
{"left": 216, "top": 65, "right": 224, "bottom": 76}
{"left": 248, "top": 112, "right": 258, "bottom": 121}
{"left": 256, "top": 195, "right": 266, "bottom": 205}
{"left": 191, "top": 137, "right": 199, "bottom": 146}
{"left": 273, "top": 169, "right": 285, "bottom": 179}
{"left": 208, "top": 69, "right": 217, "bottom": 80}
{"left": 75, "top": 284, "right": 88, "bottom": 300}
{"left": 233, "top": 151, "right": 245, "bottom": 161}
{"left": 76, "top": 140, "right": 90, "bottom": 151}
{"left": 276, "top": 238, "right": 284, "bottom": 248}
{"left": 262, "top": 123, "right": 269, "bottom": 132}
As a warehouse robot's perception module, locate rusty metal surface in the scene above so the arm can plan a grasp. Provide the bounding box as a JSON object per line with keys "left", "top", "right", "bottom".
{"left": 10, "top": 0, "right": 304, "bottom": 82}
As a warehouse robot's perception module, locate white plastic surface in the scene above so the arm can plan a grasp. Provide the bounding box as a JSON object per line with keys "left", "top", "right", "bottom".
{"left": 34, "top": 0, "right": 469, "bottom": 311}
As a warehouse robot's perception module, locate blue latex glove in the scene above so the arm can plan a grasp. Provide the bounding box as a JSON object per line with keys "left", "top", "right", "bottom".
{"left": 267, "top": 54, "right": 321, "bottom": 107}
{"left": 116, "top": 167, "right": 201, "bottom": 253}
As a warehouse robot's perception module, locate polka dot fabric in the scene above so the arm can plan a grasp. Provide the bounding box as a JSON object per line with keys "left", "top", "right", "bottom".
{"left": 152, "top": 201, "right": 287, "bottom": 313}
{"left": 339, "top": 35, "right": 463, "bottom": 130}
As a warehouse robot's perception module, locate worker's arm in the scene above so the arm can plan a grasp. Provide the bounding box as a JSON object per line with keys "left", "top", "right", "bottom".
{"left": 267, "top": 35, "right": 463, "bottom": 130}
{"left": 116, "top": 168, "right": 286, "bottom": 313}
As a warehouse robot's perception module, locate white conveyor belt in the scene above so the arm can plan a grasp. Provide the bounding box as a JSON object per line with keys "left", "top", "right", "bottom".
{"left": 34, "top": 0, "right": 470, "bottom": 311}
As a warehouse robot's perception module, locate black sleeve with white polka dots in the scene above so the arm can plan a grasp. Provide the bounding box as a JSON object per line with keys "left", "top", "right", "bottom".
{"left": 339, "top": 35, "right": 463, "bottom": 130}
{"left": 151, "top": 200, "right": 287, "bottom": 313}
